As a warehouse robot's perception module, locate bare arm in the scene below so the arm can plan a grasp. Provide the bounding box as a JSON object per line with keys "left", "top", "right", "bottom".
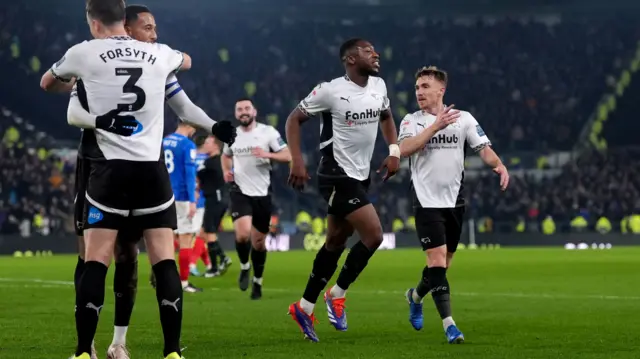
{"left": 380, "top": 110, "right": 398, "bottom": 146}
{"left": 40, "top": 71, "right": 75, "bottom": 93}
{"left": 399, "top": 125, "right": 438, "bottom": 157}
{"left": 478, "top": 145, "right": 502, "bottom": 168}
{"left": 264, "top": 147, "right": 292, "bottom": 163}
{"left": 221, "top": 153, "right": 233, "bottom": 173}
{"left": 180, "top": 53, "right": 192, "bottom": 71}
{"left": 284, "top": 108, "right": 310, "bottom": 166}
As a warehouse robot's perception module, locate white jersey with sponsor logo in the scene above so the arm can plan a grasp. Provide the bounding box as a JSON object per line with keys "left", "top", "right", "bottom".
{"left": 223, "top": 123, "right": 287, "bottom": 197}
{"left": 51, "top": 36, "right": 184, "bottom": 161}
{"left": 398, "top": 110, "right": 491, "bottom": 208}
{"left": 298, "top": 75, "right": 390, "bottom": 181}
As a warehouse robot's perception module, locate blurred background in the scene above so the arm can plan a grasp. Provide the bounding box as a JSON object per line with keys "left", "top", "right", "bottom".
{"left": 1, "top": 0, "right": 639, "bottom": 251}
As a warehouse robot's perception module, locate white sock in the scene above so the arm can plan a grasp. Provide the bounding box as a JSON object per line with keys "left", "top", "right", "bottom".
{"left": 181, "top": 280, "right": 188, "bottom": 288}
{"left": 411, "top": 290, "right": 423, "bottom": 304}
{"left": 329, "top": 284, "right": 346, "bottom": 298}
{"left": 240, "top": 262, "right": 251, "bottom": 270}
{"left": 189, "top": 263, "right": 196, "bottom": 270}
{"left": 253, "top": 276, "right": 263, "bottom": 285}
{"left": 299, "top": 298, "right": 315, "bottom": 315}
{"left": 112, "top": 326, "right": 128, "bottom": 345}
{"left": 206, "top": 264, "right": 212, "bottom": 270}
{"left": 442, "top": 316, "right": 455, "bottom": 330}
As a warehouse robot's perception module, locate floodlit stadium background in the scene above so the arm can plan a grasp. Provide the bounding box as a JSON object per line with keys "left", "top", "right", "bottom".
{"left": 1, "top": 0, "right": 639, "bottom": 358}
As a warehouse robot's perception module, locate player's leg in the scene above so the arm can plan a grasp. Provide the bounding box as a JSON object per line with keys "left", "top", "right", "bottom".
{"left": 230, "top": 192, "right": 253, "bottom": 291}
{"left": 189, "top": 207, "right": 207, "bottom": 276}
{"left": 175, "top": 202, "right": 202, "bottom": 292}
{"left": 325, "top": 179, "right": 382, "bottom": 331}
{"left": 133, "top": 161, "right": 184, "bottom": 358}
{"left": 204, "top": 201, "right": 231, "bottom": 277}
{"left": 248, "top": 196, "right": 272, "bottom": 300}
{"left": 289, "top": 214, "right": 352, "bottom": 342}
{"left": 107, "top": 230, "right": 141, "bottom": 359}
{"left": 73, "top": 160, "right": 127, "bottom": 358}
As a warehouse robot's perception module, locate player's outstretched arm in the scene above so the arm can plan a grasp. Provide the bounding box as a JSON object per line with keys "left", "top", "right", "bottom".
{"left": 40, "top": 70, "right": 75, "bottom": 93}
{"left": 67, "top": 93, "right": 97, "bottom": 128}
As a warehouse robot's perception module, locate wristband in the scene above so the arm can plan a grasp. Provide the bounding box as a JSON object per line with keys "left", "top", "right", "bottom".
{"left": 389, "top": 144, "right": 401, "bottom": 158}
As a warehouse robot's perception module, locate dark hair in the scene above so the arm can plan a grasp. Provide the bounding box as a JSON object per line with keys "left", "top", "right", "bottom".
{"left": 415, "top": 66, "right": 448, "bottom": 86}
{"left": 235, "top": 97, "right": 254, "bottom": 106}
{"left": 86, "top": 0, "right": 126, "bottom": 26}
{"left": 125, "top": 4, "right": 151, "bottom": 26}
{"left": 339, "top": 38, "right": 364, "bottom": 61}
{"left": 193, "top": 131, "right": 209, "bottom": 147}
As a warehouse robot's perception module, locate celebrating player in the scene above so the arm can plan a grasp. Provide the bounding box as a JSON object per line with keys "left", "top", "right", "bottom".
{"left": 192, "top": 134, "right": 232, "bottom": 277}
{"left": 41, "top": 0, "right": 192, "bottom": 358}
{"left": 163, "top": 123, "right": 203, "bottom": 293}
{"left": 62, "top": 4, "right": 235, "bottom": 357}
{"left": 285, "top": 38, "right": 400, "bottom": 342}
{"left": 221, "top": 98, "right": 291, "bottom": 299}
{"left": 398, "top": 66, "right": 509, "bottom": 343}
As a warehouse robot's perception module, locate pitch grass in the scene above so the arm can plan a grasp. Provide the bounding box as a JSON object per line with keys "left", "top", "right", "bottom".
{"left": 1, "top": 247, "right": 639, "bottom": 359}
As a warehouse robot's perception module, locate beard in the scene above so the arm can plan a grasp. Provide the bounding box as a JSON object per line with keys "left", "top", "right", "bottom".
{"left": 238, "top": 115, "right": 255, "bottom": 127}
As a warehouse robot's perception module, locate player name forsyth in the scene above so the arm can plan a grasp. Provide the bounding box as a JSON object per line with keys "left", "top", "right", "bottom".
{"left": 99, "top": 48, "right": 160, "bottom": 64}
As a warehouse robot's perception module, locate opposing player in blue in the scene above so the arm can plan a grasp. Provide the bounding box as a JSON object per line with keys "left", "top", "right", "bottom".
{"left": 163, "top": 123, "right": 202, "bottom": 293}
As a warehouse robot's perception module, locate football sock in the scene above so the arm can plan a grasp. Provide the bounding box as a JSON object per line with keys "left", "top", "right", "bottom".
{"left": 200, "top": 241, "right": 211, "bottom": 269}
{"left": 178, "top": 249, "right": 191, "bottom": 284}
{"left": 152, "top": 259, "right": 183, "bottom": 357}
{"left": 335, "top": 241, "right": 375, "bottom": 292}
{"left": 214, "top": 240, "right": 227, "bottom": 259}
{"left": 236, "top": 240, "right": 251, "bottom": 266}
{"left": 302, "top": 245, "right": 344, "bottom": 304}
{"left": 208, "top": 242, "right": 221, "bottom": 272}
{"left": 299, "top": 298, "right": 315, "bottom": 316}
{"left": 250, "top": 247, "right": 267, "bottom": 279}
{"left": 428, "top": 266, "right": 452, "bottom": 319}
{"left": 113, "top": 261, "right": 137, "bottom": 329}
{"left": 112, "top": 326, "right": 128, "bottom": 346}
{"left": 75, "top": 261, "right": 108, "bottom": 356}
{"left": 442, "top": 316, "right": 456, "bottom": 330}
{"left": 414, "top": 265, "right": 430, "bottom": 301}
{"left": 191, "top": 237, "right": 206, "bottom": 266}
{"left": 74, "top": 256, "right": 85, "bottom": 294}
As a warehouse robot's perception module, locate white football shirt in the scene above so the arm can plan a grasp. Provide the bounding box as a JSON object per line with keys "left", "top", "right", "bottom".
{"left": 223, "top": 123, "right": 287, "bottom": 197}
{"left": 398, "top": 110, "right": 491, "bottom": 208}
{"left": 298, "top": 75, "right": 390, "bottom": 181}
{"left": 51, "top": 36, "right": 184, "bottom": 161}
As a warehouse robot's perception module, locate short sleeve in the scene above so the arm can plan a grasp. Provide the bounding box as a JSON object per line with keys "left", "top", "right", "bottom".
{"left": 464, "top": 113, "right": 491, "bottom": 152}
{"left": 157, "top": 43, "right": 184, "bottom": 74}
{"left": 50, "top": 43, "right": 84, "bottom": 82}
{"left": 223, "top": 143, "right": 233, "bottom": 156}
{"left": 298, "top": 82, "right": 331, "bottom": 117}
{"left": 398, "top": 115, "right": 417, "bottom": 143}
{"left": 379, "top": 79, "right": 391, "bottom": 111}
{"left": 267, "top": 127, "right": 287, "bottom": 152}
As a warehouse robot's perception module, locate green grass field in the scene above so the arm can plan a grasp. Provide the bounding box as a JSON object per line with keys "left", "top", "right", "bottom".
{"left": 1, "top": 247, "right": 639, "bottom": 359}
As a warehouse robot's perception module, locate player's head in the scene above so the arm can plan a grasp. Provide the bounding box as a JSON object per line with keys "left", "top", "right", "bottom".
{"left": 414, "top": 66, "right": 448, "bottom": 110}
{"left": 177, "top": 122, "right": 196, "bottom": 137}
{"left": 124, "top": 5, "right": 157, "bottom": 43}
{"left": 235, "top": 98, "right": 257, "bottom": 127}
{"left": 195, "top": 134, "right": 220, "bottom": 155}
{"left": 340, "top": 38, "right": 380, "bottom": 76}
{"left": 86, "top": 0, "right": 126, "bottom": 38}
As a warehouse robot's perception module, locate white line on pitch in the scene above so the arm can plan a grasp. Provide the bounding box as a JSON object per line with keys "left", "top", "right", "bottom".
{"left": 1, "top": 277, "right": 639, "bottom": 301}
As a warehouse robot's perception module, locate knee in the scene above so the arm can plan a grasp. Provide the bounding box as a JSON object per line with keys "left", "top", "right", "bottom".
{"left": 325, "top": 229, "right": 351, "bottom": 252}
{"left": 426, "top": 246, "right": 447, "bottom": 268}
{"left": 363, "top": 223, "right": 384, "bottom": 249}
{"left": 114, "top": 243, "right": 138, "bottom": 264}
{"left": 251, "top": 232, "right": 267, "bottom": 251}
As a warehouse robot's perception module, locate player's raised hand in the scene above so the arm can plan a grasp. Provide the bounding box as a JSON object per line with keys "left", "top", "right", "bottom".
{"left": 433, "top": 104, "right": 460, "bottom": 131}
{"left": 95, "top": 109, "right": 139, "bottom": 136}
{"left": 493, "top": 164, "right": 510, "bottom": 191}
{"left": 212, "top": 121, "right": 236, "bottom": 146}
{"left": 377, "top": 155, "right": 400, "bottom": 182}
{"left": 288, "top": 160, "right": 310, "bottom": 191}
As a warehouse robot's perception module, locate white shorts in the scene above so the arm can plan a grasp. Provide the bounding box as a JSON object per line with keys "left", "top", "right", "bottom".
{"left": 174, "top": 201, "right": 195, "bottom": 235}
{"left": 192, "top": 207, "right": 205, "bottom": 233}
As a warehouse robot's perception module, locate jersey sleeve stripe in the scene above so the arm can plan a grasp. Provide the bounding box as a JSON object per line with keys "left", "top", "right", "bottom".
{"left": 49, "top": 68, "right": 71, "bottom": 83}
{"left": 166, "top": 86, "right": 183, "bottom": 100}
{"left": 165, "top": 81, "right": 179, "bottom": 90}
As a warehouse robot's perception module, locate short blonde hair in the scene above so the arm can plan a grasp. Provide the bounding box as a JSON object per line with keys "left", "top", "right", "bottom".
{"left": 415, "top": 66, "right": 448, "bottom": 86}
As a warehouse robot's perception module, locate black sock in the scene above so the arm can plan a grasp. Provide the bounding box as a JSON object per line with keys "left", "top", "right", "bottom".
{"left": 235, "top": 240, "right": 251, "bottom": 265}
{"left": 75, "top": 261, "right": 108, "bottom": 356}
{"left": 215, "top": 241, "right": 227, "bottom": 259}
{"left": 74, "top": 256, "right": 85, "bottom": 294}
{"left": 428, "top": 266, "right": 452, "bottom": 319}
{"left": 113, "top": 261, "right": 138, "bottom": 327}
{"left": 302, "top": 245, "right": 345, "bottom": 304}
{"left": 207, "top": 242, "right": 219, "bottom": 272}
{"left": 335, "top": 241, "right": 376, "bottom": 291}
{"left": 250, "top": 247, "right": 267, "bottom": 279}
{"left": 415, "top": 266, "right": 430, "bottom": 299}
{"left": 153, "top": 259, "right": 183, "bottom": 357}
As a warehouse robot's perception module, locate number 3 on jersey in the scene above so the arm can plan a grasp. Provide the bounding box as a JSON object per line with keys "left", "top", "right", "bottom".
{"left": 165, "top": 149, "right": 175, "bottom": 173}
{"left": 116, "top": 67, "right": 146, "bottom": 112}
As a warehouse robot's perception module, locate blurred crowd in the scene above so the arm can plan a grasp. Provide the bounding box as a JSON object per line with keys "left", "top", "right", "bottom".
{"left": 0, "top": 4, "right": 639, "bottom": 235}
